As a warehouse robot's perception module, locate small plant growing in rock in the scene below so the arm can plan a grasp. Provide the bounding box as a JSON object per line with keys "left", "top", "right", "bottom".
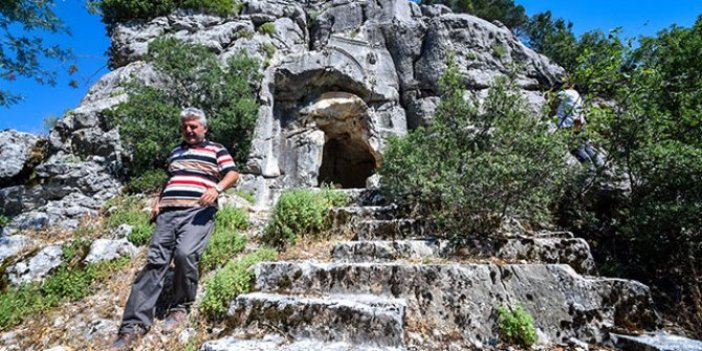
{"left": 497, "top": 305, "right": 538, "bottom": 347}
{"left": 235, "top": 28, "right": 254, "bottom": 39}
{"left": 0, "top": 256, "right": 130, "bottom": 330}
{"left": 492, "top": 43, "right": 508, "bottom": 58}
{"left": 200, "top": 207, "right": 248, "bottom": 271}
{"left": 262, "top": 187, "right": 348, "bottom": 249}
{"left": 200, "top": 248, "right": 276, "bottom": 319}
{"left": 104, "top": 195, "right": 154, "bottom": 246}
{"left": 258, "top": 22, "right": 276, "bottom": 36}
{"left": 226, "top": 189, "right": 256, "bottom": 204}
{"left": 0, "top": 211, "right": 10, "bottom": 228}
{"left": 262, "top": 42, "right": 276, "bottom": 60}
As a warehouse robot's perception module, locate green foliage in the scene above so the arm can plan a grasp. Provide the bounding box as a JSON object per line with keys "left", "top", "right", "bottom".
{"left": 497, "top": 305, "right": 537, "bottom": 347}
{"left": 0, "top": 257, "right": 129, "bottom": 330}
{"left": 0, "top": 212, "right": 10, "bottom": 228}
{"left": 419, "top": 0, "right": 527, "bottom": 30}
{"left": 552, "top": 15, "right": 702, "bottom": 334}
{"left": 62, "top": 239, "right": 91, "bottom": 263}
{"left": 40, "top": 265, "right": 94, "bottom": 304}
{"left": 0, "top": 284, "right": 43, "bottom": 330}
{"left": 107, "top": 37, "right": 260, "bottom": 184}
{"left": 492, "top": 44, "right": 508, "bottom": 58}
{"left": 200, "top": 248, "right": 276, "bottom": 319}
{"left": 262, "top": 42, "right": 277, "bottom": 60}
{"left": 1, "top": 0, "right": 75, "bottom": 106}
{"left": 258, "top": 22, "right": 276, "bottom": 36}
{"left": 522, "top": 11, "right": 627, "bottom": 79}
{"left": 92, "top": 0, "right": 241, "bottom": 28}
{"left": 200, "top": 207, "right": 248, "bottom": 271}
{"left": 381, "top": 55, "right": 572, "bottom": 235}
{"left": 227, "top": 189, "right": 256, "bottom": 204}
{"left": 104, "top": 195, "right": 154, "bottom": 246}
{"left": 262, "top": 187, "right": 349, "bottom": 248}
{"left": 126, "top": 169, "right": 169, "bottom": 194}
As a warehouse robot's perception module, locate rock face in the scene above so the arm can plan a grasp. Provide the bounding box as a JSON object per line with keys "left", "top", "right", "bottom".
{"left": 6, "top": 245, "right": 63, "bottom": 285}
{"left": 0, "top": 0, "right": 564, "bottom": 227}
{"left": 0, "top": 130, "right": 41, "bottom": 186}
{"left": 201, "top": 191, "right": 659, "bottom": 350}
{"left": 86, "top": 0, "right": 562, "bottom": 207}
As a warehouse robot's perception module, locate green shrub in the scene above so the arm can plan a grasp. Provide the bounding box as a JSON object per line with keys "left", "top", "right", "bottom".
{"left": 200, "top": 248, "right": 276, "bottom": 319}
{"left": 107, "top": 38, "right": 260, "bottom": 186}
{"left": 492, "top": 44, "right": 508, "bottom": 58}
{"left": 380, "top": 55, "right": 572, "bottom": 235}
{"left": 104, "top": 195, "right": 154, "bottom": 246}
{"left": 93, "top": 0, "right": 241, "bottom": 28}
{"left": 497, "top": 305, "right": 538, "bottom": 347}
{"left": 0, "top": 284, "right": 43, "bottom": 330}
{"left": 258, "top": 22, "right": 276, "bottom": 36}
{"left": 0, "top": 212, "right": 10, "bottom": 228}
{"left": 62, "top": 239, "right": 91, "bottom": 264}
{"left": 126, "top": 168, "right": 168, "bottom": 194}
{"left": 41, "top": 266, "right": 94, "bottom": 304}
{"left": 262, "top": 187, "right": 348, "bottom": 248}
{"left": 262, "top": 42, "right": 276, "bottom": 60}
{"left": 200, "top": 207, "right": 249, "bottom": 271}
{"left": 0, "top": 257, "right": 129, "bottom": 330}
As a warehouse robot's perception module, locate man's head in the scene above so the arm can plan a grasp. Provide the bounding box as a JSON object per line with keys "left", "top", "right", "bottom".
{"left": 180, "top": 107, "right": 208, "bottom": 145}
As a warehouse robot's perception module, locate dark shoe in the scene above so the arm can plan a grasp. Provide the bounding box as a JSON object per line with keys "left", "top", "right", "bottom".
{"left": 110, "top": 332, "right": 136, "bottom": 351}
{"left": 162, "top": 310, "right": 188, "bottom": 333}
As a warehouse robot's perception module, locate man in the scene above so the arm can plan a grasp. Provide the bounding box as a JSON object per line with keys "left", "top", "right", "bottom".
{"left": 111, "top": 107, "right": 239, "bottom": 350}
{"left": 555, "top": 82, "right": 603, "bottom": 169}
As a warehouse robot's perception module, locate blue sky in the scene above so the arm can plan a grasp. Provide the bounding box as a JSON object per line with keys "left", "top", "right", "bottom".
{"left": 2, "top": 0, "right": 702, "bottom": 134}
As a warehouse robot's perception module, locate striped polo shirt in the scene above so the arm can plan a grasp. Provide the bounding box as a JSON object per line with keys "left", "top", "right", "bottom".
{"left": 159, "top": 140, "right": 236, "bottom": 208}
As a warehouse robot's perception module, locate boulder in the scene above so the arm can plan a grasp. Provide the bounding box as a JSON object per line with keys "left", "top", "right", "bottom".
{"left": 0, "top": 130, "right": 41, "bottom": 186}
{"left": 83, "top": 238, "right": 138, "bottom": 264}
{"left": 6, "top": 245, "right": 63, "bottom": 286}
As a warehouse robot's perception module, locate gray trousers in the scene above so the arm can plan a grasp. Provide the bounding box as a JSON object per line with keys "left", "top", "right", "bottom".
{"left": 119, "top": 206, "right": 216, "bottom": 334}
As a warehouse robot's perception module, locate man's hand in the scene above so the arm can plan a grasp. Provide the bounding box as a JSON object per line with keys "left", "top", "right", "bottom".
{"left": 150, "top": 201, "right": 160, "bottom": 222}
{"left": 198, "top": 188, "right": 219, "bottom": 207}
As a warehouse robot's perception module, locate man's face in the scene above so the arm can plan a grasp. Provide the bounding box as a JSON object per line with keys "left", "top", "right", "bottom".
{"left": 181, "top": 117, "right": 207, "bottom": 145}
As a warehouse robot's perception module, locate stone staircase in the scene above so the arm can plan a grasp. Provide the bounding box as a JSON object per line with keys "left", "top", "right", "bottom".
{"left": 201, "top": 190, "right": 659, "bottom": 351}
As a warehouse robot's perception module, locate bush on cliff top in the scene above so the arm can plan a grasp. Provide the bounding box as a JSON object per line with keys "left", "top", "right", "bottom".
{"left": 106, "top": 37, "right": 260, "bottom": 193}
{"left": 91, "top": 0, "right": 242, "bottom": 28}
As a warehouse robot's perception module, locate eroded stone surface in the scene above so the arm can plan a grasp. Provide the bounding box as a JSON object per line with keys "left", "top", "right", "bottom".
{"left": 228, "top": 292, "right": 406, "bottom": 347}
{"left": 6, "top": 245, "right": 63, "bottom": 286}
{"left": 250, "top": 261, "right": 657, "bottom": 346}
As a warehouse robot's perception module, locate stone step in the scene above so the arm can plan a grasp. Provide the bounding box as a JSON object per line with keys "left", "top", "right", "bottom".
{"left": 251, "top": 261, "right": 658, "bottom": 346}
{"left": 331, "top": 237, "right": 596, "bottom": 274}
{"left": 611, "top": 332, "right": 702, "bottom": 351}
{"left": 329, "top": 205, "right": 398, "bottom": 227}
{"left": 228, "top": 292, "right": 406, "bottom": 347}
{"left": 352, "top": 219, "right": 435, "bottom": 240}
{"left": 200, "top": 335, "right": 407, "bottom": 351}
{"left": 335, "top": 189, "right": 386, "bottom": 206}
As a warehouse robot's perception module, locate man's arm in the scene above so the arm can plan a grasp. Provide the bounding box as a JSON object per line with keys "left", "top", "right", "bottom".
{"left": 150, "top": 177, "right": 170, "bottom": 222}
{"left": 198, "top": 171, "right": 240, "bottom": 206}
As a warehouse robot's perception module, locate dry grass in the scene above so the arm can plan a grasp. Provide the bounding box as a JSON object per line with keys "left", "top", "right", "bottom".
{"left": 278, "top": 232, "right": 354, "bottom": 262}
{"left": 3, "top": 249, "right": 230, "bottom": 351}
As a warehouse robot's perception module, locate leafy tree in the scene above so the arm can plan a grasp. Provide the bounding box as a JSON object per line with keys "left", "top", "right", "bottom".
{"left": 555, "top": 15, "right": 702, "bottom": 335}
{"left": 521, "top": 11, "right": 578, "bottom": 71}
{"left": 87, "top": 0, "right": 241, "bottom": 29}
{"left": 0, "top": 0, "right": 75, "bottom": 107}
{"left": 381, "top": 55, "right": 573, "bottom": 235}
{"left": 106, "top": 37, "right": 260, "bottom": 192}
{"left": 420, "top": 0, "right": 528, "bottom": 30}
